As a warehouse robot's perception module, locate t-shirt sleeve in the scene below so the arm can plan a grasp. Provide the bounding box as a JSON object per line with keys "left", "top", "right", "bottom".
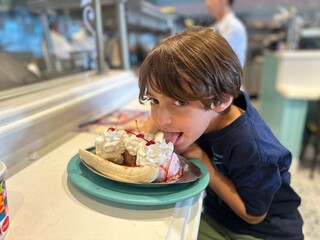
{"left": 231, "top": 162, "right": 282, "bottom": 217}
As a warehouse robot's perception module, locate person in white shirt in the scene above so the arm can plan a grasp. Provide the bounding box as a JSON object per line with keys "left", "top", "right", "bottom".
{"left": 44, "top": 21, "right": 74, "bottom": 72}
{"left": 205, "top": 0, "right": 247, "bottom": 67}
{"left": 49, "top": 22, "right": 74, "bottom": 61}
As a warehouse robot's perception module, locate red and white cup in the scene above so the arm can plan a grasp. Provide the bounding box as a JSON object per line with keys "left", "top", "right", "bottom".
{"left": 0, "top": 162, "right": 9, "bottom": 239}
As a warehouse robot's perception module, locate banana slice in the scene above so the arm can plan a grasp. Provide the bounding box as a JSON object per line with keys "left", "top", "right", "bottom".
{"left": 79, "top": 149, "right": 160, "bottom": 183}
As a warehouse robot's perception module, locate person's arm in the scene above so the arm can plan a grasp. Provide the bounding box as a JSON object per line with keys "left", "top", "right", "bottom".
{"left": 181, "top": 143, "right": 267, "bottom": 225}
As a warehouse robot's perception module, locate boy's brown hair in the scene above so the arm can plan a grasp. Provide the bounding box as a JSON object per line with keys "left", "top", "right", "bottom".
{"left": 138, "top": 26, "right": 242, "bottom": 110}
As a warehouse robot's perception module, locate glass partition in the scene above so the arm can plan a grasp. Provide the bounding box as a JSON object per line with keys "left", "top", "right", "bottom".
{"left": 0, "top": 0, "right": 104, "bottom": 92}
{"left": 0, "top": 0, "right": 175, "bottom": 100}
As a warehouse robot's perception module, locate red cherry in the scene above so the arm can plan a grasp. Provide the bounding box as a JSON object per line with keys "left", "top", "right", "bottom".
{"left": 108, "top": 127, "right": 116, "bottom": 131}
{"left": 136, "top": 133, "right": 145, "bottom": 138}
{"left": 146, "top": 140, "right": 155, "bottom": 146}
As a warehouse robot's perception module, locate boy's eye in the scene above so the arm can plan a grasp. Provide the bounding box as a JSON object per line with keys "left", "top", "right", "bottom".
{"left": 174, "top": 100, "right": 188, "bottom": 106}
{"left": 148, "top": 98, "right": 159, "bottom": 105}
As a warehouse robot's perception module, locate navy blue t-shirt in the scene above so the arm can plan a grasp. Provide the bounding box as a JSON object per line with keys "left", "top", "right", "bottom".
{"left": 197, "top": 92, "right": 303, "bottom": 239}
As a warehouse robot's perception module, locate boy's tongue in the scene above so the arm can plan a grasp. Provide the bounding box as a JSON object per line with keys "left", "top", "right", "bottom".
{"left": 163, "top": 132, "right": 180, "bottom": 145}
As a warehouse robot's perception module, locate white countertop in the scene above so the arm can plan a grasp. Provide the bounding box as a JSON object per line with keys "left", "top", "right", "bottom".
{"left": 5, "top": 132, "right": 204, "bottom": 240}
{"left": 275, "top": 50, "right": 320, "bottom": 100}
{"left": 276, "top": 84, "right": 320, "bottom": 100}
{"left": 0, "top": 70, "right": 139, "bottom": 169}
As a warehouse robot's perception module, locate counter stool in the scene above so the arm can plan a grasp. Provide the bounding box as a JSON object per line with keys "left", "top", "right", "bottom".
{"left": 300, "top": 100, "right": 320, "bottom": 179}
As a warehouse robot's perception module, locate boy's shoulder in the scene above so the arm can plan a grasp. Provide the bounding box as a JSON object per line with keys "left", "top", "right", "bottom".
{"left": 233, "top": 91, "right": 250, "bottom": 110}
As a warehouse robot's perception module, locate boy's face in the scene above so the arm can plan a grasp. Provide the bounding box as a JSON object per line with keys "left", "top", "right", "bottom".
{"left": 146, "top": 85, "right": 218, "bottom": 154}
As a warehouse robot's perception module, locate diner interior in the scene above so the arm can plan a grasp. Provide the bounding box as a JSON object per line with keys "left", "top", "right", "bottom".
{"left": 0, "top": 0, "right": 320, "bottom": 239}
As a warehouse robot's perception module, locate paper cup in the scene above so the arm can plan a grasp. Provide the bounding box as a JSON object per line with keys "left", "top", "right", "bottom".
{"left": 0, "top": 162, "right": 9, "bottom": 239}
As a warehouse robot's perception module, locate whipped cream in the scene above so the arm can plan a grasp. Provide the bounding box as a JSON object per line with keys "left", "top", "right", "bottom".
{"left": 95, "top": 128, "right": 174, "bottom": 167}
{"left": 95, "top": 129, "right": 128, "bottom": 162}
{"left": 136, "top": 139, "right": 174, "bottom": 167}
{"left": 124, "top": 134, "right": 146, "bottom": 156}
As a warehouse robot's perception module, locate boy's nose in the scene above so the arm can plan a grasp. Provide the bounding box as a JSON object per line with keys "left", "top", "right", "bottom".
{"left": 155, "top": 107, "right": 172, "bottom": 127}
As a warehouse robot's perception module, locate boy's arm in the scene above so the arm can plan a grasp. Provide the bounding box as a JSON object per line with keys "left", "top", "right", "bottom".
{"left": 181, "top": 143, "right": 267, "bottom": 225}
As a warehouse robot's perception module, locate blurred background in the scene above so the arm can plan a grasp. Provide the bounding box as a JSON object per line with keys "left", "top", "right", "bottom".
{"left": 1, "top": 0, "right": 319, "bottom": 93}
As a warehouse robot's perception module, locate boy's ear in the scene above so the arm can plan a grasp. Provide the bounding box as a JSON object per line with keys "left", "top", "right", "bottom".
{"left": 211, "top": 95, "right": 233, "bottom": 113}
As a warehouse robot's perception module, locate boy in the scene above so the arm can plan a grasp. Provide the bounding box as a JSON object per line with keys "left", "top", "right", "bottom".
{"left": 138, "top": 26, "right": 303, "bottom": 239}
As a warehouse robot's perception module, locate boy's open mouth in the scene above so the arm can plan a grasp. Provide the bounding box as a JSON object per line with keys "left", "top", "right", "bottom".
{"left": 163, "top": 132, "right": 182, "bottom": 145}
